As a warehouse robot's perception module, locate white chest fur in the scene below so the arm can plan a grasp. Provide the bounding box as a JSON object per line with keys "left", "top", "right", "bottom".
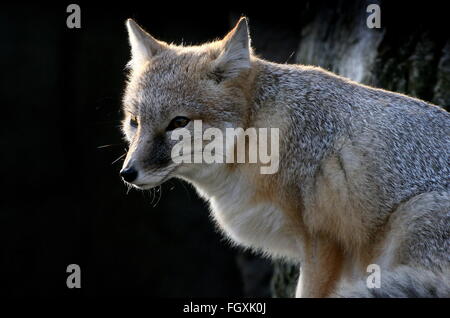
{"left": 184, "top": 165, "right": 301, "bottom": 260}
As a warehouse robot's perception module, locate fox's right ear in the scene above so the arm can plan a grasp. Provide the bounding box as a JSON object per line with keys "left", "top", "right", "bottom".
{"left": 211, "top": 17, "right": 251, "bottom": 81}
{"left": 126, "top": 19, "right": 167, "bottom": 68}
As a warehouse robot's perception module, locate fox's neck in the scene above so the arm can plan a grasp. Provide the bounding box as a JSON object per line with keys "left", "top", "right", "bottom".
{"left": 178, "top": 162, "right": 303, "bottom": 259}
{"left": 178, "top": 163, "right": 246, "bottom": 197}
{"left": 250, "top": 59, "right": 349, "bottom": 181}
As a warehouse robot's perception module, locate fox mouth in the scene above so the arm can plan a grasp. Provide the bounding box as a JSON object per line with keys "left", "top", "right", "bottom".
{"left": 129, "top": 178, "right": 166, "bottom": 190}
{"left": 132, "top": 183, "right": 159, "bottom": 190}
{"left": 127, "top": 166, "right": 176, "bottom": 190}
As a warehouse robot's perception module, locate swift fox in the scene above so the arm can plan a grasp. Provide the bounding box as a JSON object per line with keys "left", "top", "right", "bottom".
{"left": 119, "top": 18, "right": 450, "bottom": 297}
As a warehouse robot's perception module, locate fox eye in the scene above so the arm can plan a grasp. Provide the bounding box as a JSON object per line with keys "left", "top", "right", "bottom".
{"left": 129, "top": 115, "right": 138, "bottom": 128}
{"left": 166, "top": 116, "right": 190, "bottom": 131}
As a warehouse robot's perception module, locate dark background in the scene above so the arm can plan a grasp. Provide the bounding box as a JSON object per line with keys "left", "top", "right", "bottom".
{"left": 1, "top": 2, "right": 282, "bottom": 298}
{"left": 1, "top": 1, "right": 449, "bottom": 298}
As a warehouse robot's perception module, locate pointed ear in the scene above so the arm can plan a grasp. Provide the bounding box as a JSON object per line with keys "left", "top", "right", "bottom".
{"left": 212, "top": 17, "right": 251, "bottom": 81}
{"left": 126, "top": 19, "right": 166, "bottom": 68}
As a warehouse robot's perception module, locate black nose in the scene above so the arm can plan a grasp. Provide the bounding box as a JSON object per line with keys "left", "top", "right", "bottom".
{"left": 120, "top": 167, "right": 138, "bottom": 182}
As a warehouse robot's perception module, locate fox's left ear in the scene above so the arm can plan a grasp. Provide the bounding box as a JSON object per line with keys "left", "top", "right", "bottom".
{"left": 212, "top": 17, "right": 251, "bottom": 80}
{"left": 126, "top": 19, "right": 167, "bottom": 68}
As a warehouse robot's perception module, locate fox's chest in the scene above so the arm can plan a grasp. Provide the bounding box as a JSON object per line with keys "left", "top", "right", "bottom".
{"left": 201, "top": 181, "right": 301, "bottom": 260}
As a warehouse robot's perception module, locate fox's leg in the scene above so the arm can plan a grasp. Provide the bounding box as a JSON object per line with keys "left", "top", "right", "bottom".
{"left": 334, "top": 191, "right": 450, "bottom": 297}
{"left": 377, "top": 191, "right": 450, "bottom": 271}
{"left": 295, "top": 236, "right": 345, "bottom": 298}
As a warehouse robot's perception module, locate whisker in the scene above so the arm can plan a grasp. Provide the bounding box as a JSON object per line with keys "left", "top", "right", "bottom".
{"left": 97, "top": 143, "right": 122, "bottom": 149}
{"left": 112, "top": 153, "right": 126, "bottom": 165}
{"left": 149, "top": 187, "right": 156, "bottom": 205}
{"left": 153, "top": 185, "right": 162, "bottom": 207}
{"left": 167, "top": 179, "right": 176, "bottom": 191}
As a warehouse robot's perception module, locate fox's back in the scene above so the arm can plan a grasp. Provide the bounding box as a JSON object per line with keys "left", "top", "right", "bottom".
{"left": 343, "top": 78, "right": 450, "bottom": 205}
{"left": 269, "top": 65, "right": 450, "bottom": 206}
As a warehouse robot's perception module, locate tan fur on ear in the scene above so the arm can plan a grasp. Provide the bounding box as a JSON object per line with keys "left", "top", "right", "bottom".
{"left": 212, "top": 17, "right": 251, "bottom": 79}
{"left": 126, "top": 19, "right": 168, "bottom": 68}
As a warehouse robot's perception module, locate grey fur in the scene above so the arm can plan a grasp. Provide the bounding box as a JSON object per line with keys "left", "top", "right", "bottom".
{"left": 335, "top": 266, "right": 450, "bottom": 298}
{"left": 121, "top": 18, "right": 450, "bottom": 297}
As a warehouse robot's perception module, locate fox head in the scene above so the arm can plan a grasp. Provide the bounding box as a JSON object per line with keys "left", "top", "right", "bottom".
{"left": 120, "top": 18, "right": 255, "bottom": 189}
